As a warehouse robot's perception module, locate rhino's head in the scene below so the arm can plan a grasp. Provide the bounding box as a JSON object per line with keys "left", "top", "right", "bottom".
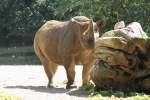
{"left": 70, "top": 16, "right": 106, "bottom": 49}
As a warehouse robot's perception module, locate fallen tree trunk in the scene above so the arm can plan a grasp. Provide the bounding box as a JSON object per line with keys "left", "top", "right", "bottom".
{"left": 91, "top": 22, "right": 150, "bottom": 93}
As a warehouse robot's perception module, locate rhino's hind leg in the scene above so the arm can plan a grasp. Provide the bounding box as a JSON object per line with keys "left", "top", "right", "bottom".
{"left": 43, "top": 61, "right": 58, "bottom": 88}
{"left": 34, "top": 41, "right": 59, "bottom": 87}
{"left": 65, "top": 60, "right": 75, "bottom": 89}
{"left": 35, "top": 47, "right": 58, "bottom": 87}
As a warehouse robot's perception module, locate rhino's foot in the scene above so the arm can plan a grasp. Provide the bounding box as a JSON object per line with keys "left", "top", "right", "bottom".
{"left": 47, "top": 82, "right": 53, "bottom": 88}
{"left": 66, "top": 84, "right": 77, "bottom": 89}
{"left": 66, "top": 81, "right": 76, "bottom": 89}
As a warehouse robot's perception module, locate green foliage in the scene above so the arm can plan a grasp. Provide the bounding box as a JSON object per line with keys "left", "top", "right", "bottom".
{"left": 55, "top": 0, "right": 150, "bottom": 33}
{"left": 0, "top": 0, "right": 149, "bottom": 46}
{"left": 79, "top": 82, "right": 95, "bottom": 94}
{"left": 0, "top": 0, "right": 57, "bottom": 46}
{"left": 80, "top": 82, "right": 150, "bottom": 99}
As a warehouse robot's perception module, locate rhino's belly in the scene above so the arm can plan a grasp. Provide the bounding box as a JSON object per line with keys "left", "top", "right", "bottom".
{"left": 45, "top": 51, "right": 74, "bottom": 65}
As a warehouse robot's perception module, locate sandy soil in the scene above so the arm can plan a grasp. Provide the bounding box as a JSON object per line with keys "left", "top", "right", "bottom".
{"left": 0, "top": 65, "right": 89, "bottom": 100}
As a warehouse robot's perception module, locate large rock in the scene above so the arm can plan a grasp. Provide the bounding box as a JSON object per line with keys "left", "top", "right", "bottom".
{"left": 91, "top": 22, "right": 150, "bottom": 92}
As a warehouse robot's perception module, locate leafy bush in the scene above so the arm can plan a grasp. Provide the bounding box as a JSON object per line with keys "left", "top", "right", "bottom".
{"left": 80, "top": 82, "right": 150, "bottom": 100}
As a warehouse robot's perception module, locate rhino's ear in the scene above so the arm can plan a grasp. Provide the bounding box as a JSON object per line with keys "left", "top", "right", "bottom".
{"left": 94, "top": 16, "right": 106, "bottom": 30}
{"left": 71, "top": 18, "right": 90, "bottom": 33}
{"left": 83, "top": 20, "right": 95, "bottom": 48}
{"left": 83, "top": 20, "right": 94, "bottom": 35}
{"left": 71, "top": 18, "right": 94, "bottom": 48}
{"left": 71, "top": 18, "right": 94, "bottom": 35}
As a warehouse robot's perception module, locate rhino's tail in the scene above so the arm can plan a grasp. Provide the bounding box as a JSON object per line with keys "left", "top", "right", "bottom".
{"left": 33, "top": 36, "right": 47, "bottom": 64}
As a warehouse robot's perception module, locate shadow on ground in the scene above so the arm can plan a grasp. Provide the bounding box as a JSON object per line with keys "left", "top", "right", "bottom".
{"left": 5, "top": 85, "right": 89, "bottom": 97}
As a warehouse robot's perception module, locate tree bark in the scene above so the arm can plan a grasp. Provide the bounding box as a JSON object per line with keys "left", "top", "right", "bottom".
{"left": 91, "top": 22, "right": 150, "bottom": 93}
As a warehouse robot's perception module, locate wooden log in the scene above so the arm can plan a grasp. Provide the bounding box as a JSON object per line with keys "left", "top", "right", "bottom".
{"left": 91, "top": 22, "right": 150, "bottom": 92}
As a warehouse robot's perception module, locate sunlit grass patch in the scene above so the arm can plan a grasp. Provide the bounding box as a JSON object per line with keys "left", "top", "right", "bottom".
{"left": 129, "top": 94, "right": 150, "bottom": 100}
{"left": 87, "top": 95, "right": 104, "bottom": 100}
{"left": 63, "top": 80, "right": 68, "bottom": 84}
{"left": 87, "top": 94, "right": 150, "bottom": 100}
{"left": 0, "top": 93, "right": 21, "bottom": 100}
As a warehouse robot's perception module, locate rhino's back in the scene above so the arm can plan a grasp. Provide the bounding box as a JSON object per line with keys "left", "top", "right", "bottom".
{"left": 35, "top": 20, "right": 77, "bottom": 64}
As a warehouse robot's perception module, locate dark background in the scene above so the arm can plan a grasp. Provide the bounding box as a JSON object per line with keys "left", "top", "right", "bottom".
{"left": 0, "top": 0, "right": 149, "bottom": 65}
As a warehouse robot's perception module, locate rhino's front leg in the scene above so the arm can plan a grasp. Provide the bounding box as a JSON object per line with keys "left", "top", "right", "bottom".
{"left": 64, "top": 59, "right": 75, "bottom": 89}
{"left": 82, "top": 63, "right": 91, "bottom": 86}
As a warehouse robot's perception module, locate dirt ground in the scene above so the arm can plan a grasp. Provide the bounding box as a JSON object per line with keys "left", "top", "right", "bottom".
{"left": 0, "top": 65, "right": 89, "bottom": 100}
